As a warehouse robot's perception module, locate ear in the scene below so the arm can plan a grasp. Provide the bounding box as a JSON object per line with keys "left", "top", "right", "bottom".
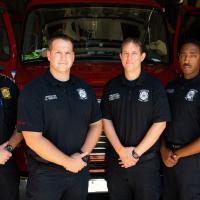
{"left": 119, "top": 53, "right": 122, "bottom": 60}
{"left": 47, "top": 50, "right": 51, "bottom": 62}
{"left": 141, "top": 52, "right": 146, "bottom": 62}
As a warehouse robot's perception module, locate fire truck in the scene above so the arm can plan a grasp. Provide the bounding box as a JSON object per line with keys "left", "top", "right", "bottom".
{"left": 2, "top": 0, "right": 198, "bottom": 192}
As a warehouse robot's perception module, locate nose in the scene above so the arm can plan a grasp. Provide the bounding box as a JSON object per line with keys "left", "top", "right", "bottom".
{"left": 61, "top": 53, "right": 67, "bottom": 61}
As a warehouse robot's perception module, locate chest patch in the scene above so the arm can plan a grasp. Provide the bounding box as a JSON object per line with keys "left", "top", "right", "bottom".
{"left": 138, "top": 89, "right": 149, "bottom": 102}
{"left": 0, "top": 87, "right": 11, "bottom": 99}
{"left": 109, "top": 93, "right": 120, "bottom": 101}
{"left": 185, "top": 89, "right": 198, "bottom": 102}
{"left": 77, "top": 88, "right": 88, "bottom": 100}
{"left": 166, "top": 88, "right": 175, "bottom": 94}
{"left": 44, "top": 94, "right": 58, "bottom": 101}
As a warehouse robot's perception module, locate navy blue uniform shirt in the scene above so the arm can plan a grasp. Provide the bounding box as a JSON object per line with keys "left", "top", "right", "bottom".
{"left": 101, "top": 70, "right": 171, "bottom": 153}
{"left": 165, "top": 74, "right": 200, "bottom": 145}
{"left": 0, "top": 74, "right": 19, "bottom": 170}
{"left": 17, "top": 71, "right": 101, "bottom": 164}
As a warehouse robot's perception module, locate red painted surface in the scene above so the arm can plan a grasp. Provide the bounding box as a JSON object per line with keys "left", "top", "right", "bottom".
{"left": 3, "top": 0, "right": 198, "bottom": 175}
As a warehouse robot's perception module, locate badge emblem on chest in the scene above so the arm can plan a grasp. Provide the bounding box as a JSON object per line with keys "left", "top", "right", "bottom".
{"left": 0, "top": 87, "right": 11, "bottom": 99}
{"left": 138, "top": 89, "right": 149, "bottom": 102}
{"left": 185, "top": 89, "right": 198, "bottom": 102}
{"left": 77, "top": 88, "right": 88, "bottom": 100}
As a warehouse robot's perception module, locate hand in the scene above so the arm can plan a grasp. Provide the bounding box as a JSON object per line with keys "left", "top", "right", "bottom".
{"left": 118, "top": 147, "right": 138, "bottom": 168}
{"left": 64, "top": 152, "right": 88, "bottom": 173}
{"left": 160, "top": 146, "right": 177, "bottom": 167}
{"left": 0, "top": 142, "right": 12, "bottom": 165}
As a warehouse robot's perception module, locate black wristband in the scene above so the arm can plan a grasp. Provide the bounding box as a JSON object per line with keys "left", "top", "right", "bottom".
{"left": 132, "top": 150, "right": 140, "bottom": 160}
{"left": 79, "top": 150, "right": 89, "bottom": 163}
{"left": 5, "top": 144, "right": 13, "bottom": 153}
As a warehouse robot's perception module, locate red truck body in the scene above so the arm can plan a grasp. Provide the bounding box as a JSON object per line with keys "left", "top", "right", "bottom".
{"left": 3, "top": 0, "right": 199, "bottom": 188}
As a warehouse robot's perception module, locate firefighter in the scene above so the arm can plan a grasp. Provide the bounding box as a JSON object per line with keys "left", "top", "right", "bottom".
{"left": 161, "top": 39, "right": 200, "bottom": 200}
{"left": 17, "top": 34, "right": 102, "bottom": 200}
{"left": 101, "top": 37, "right": 170, "bottom": 200}
{"left": 0, "top": 74, "right": 23, "bottom": 200}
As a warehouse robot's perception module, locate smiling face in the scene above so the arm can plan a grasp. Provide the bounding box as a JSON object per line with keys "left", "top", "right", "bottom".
{"left": 179, "top": 42, "right": 200, "bottom": 79}
{"left": 120, "top": 41, "right": 146, "bottom": 75}
{"left": 47, "top": 38, "right": 75, "bottom": 77}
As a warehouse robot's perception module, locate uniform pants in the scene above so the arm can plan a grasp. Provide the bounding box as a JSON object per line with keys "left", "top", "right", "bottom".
{"left": 106, "top": 151, "right": 161, "bottom": 200}
{"left": 162, "top": 154, "right": 200, "bottom": 200}
{"left": 0, "top": 169, "right": 20, "bottom": 200}
{"left": 26, "top": 164, "right": 89, "bottom": 200}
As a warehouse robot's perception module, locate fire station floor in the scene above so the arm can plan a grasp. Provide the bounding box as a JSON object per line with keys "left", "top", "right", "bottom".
{"left": 19, "top": 178, "right": 109, "bottom": 200}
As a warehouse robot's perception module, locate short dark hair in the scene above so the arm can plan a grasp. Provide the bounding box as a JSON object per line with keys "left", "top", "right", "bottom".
{"left": 179, "top": 38, "right": 200, "bottom": 53}
{"left": 121, "top": 37, "right": 144, "bottom": 53}
{"left": 48, "top": 33, "right": 74, "bottom": 50}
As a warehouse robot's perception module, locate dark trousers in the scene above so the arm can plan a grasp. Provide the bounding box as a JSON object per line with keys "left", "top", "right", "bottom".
{"left": 0, "top": 169, "right": 20, "bottom": 200}
{"left": 162, "top": 154, "right": 200, "bottom": 200}
{"left": 26, "top": 164, "right": 89, "bottom": 200}
{"left": 106, "top": 151, "right": 161, "bottom": 200}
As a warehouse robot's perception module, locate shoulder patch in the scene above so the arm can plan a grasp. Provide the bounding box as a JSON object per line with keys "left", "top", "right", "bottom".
{"left": 0, "top": 87, "right": 12, "bottom": 99}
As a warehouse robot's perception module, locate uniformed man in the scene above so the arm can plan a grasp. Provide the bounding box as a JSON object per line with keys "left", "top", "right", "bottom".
{"left": 101, "top": 37, "right": 170, "bottom": 200}
{"left": 161, "top": 39, "right": 200, "bottom": 200}
{"left": 17, "top": 34, "right": 102, "bottom": 200}
{"left": 0, "top": 74, "right": 23, "bottom": 200}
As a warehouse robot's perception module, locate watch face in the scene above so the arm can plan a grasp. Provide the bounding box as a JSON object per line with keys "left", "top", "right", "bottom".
{"left": 5, "top": 145, "right": 13, "bottom": 152}
{"left": 132, "top": 151, "right": 139, "bottom": 159}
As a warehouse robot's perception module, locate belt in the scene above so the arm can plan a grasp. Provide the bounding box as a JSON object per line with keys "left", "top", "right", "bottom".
{"left": 139, "top": 152, "right": 157, "bottom": 162}
{"left": 110, "top": 148, "right": 157, "bottom": 162}
{"left": 167, "top": 142, "right": 185, "bottom": 150}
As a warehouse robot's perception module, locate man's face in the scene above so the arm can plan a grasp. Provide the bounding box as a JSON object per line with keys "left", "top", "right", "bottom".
{"left": 179, "top": 43, "right": 200, "bottom": 79}
{"left": 120, "top": 42, "right": 145, "bottom": 73}
{"left": 47, "top": 39, "right": 74, "bottom": 75}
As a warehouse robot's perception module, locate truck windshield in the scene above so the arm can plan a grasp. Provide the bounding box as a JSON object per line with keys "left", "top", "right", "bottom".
{"left": 22, "top": 6, "right": 169, "bottom": 64}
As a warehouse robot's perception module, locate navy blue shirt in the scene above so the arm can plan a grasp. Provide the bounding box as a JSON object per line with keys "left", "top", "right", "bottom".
{"left": 0, "top": 74, "right": 19, "bottom": 170}
{"left": 101, "top": 70, "right": 170, "bottom": 153}
{"left": 17, "top": 71, "right": 101, "bottom": 158}
{"left": 165, "top": 74, "right": 200, "bottom": 145}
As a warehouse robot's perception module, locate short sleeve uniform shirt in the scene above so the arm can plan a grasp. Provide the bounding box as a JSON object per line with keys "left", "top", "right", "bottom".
{"left": 101, "top": 70, "right": 170, "bottom": 153}
{"left": 17, "top": 71, "right": 101, "bottom": 156}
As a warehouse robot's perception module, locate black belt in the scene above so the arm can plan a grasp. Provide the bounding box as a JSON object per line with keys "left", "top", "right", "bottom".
{"left": 110, "top": 148, "right": 157, "bottom": 162}
{"left": 139, "top": 152, "right": 157, "bottom": 162}
{"left": 167, "top": 142, "right": 186, "bottom": 150}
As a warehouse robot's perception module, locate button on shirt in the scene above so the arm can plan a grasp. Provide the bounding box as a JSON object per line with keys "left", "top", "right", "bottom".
{"left": 17, "top": 72, "right": 101, "bottom": 157}
{"left": 101, "top": 70, "right": 170, "bottom": 153}
{"left": 165, "top": 74, "right": 200, "bottom": 145}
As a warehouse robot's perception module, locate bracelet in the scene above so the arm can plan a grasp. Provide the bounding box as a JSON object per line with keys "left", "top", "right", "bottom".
{"left": 132, "top": 150, "right": 140, "bottom": 160}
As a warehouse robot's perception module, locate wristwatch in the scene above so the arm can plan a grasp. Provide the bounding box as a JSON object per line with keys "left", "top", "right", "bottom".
{"left": 5, "top": 144, "right": 13, "bottom": 153}
{"left": 79, "top": 150, "right": 90, "bottom": 163}
{"left": 132, "top": 150, "right": 140, "bottom": 160}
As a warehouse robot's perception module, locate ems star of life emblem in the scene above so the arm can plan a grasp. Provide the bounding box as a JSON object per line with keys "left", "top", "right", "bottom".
{"left": 138, "top": 89, "right": 149, "bottom": 102}
{"left": 185, "top": 89, "right": 198, "bottom": 102}
{"left": 77, "top": 88, "right": 87, "bottom": 100}
{"left": 0, "top": 87, "right": 11, "bottom": 99}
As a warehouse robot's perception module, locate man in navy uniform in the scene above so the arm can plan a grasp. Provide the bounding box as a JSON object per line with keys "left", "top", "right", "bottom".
{"left": 17, "top": 34, "right": 102, "bottom": 200}
{"left": 101, "top": 37, "right": 170, "bottom": 200}
{"left": 0, "top": 74, "right": 23, "bottom": 200}
{"left": 161, "top": 39, "right": 200, "bottom": 200}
